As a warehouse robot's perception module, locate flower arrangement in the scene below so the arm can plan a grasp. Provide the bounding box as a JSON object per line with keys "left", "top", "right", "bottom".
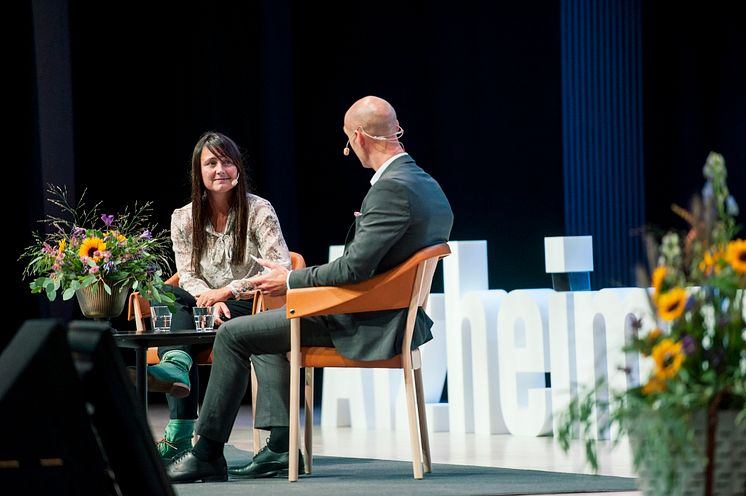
{"left": 557, "top": 152, "right": 746, "bottom": 494}
{"left": 20, "top": 185, "right": 175, "bottom": 308}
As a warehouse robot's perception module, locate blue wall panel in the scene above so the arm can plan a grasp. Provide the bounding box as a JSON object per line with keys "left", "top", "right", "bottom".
{"left": 561, "top": 0, "right": 645, "bottom": 288}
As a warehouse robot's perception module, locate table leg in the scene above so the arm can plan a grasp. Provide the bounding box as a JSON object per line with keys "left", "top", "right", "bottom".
{"left": 134, "top": 345, "right": 148, "bottom": 415}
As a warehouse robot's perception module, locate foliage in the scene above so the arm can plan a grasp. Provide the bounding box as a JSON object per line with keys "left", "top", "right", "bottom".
{"left": 557, "top": 152, "right": 746, "bottom": 493}
{"left": 20, "top": 185, "right": 175, "bottom": 307}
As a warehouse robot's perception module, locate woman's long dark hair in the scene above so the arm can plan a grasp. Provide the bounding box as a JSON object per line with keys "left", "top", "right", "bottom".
{"left": 189, "top": 131, "right": 249, "bottom": 276}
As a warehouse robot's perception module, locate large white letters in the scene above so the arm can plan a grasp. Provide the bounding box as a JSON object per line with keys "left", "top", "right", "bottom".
{"left": 317, "top": 241, "right": 659, "bottom": 439}
{"left": 461, "top": 290, "right": 508, "bottom": 434}
{"left": 443, "top": 241, "right": 489, "bottom": 433}
{"left": 497, "top": 289, "right": 554, "bottom": 436}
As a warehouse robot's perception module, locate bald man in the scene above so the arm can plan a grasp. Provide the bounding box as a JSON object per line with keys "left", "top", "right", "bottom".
{"left": 165, "top": 96, "right": 454, "bottom": 483}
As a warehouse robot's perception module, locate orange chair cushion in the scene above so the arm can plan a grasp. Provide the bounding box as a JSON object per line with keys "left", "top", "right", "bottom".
{"left": 146, "top": 346, "right": 213, "bottom": 365}
{"left": 301, "top": 347, "right": 420, "bottom": 369}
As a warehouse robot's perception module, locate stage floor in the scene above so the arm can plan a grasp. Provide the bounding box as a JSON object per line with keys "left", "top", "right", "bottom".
{"left": 147, "top": 404, "right": 640, "bottom": 496}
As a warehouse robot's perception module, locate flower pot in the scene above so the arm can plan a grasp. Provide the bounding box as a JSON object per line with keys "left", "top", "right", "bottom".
{"left": 633, "top": 409, "right": 746, "bottom": 496}
{"left": 75, "top": 281, "right": 129, "bottom": 319}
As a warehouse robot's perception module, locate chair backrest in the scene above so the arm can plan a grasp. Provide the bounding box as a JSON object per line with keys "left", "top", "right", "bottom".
{"left": 126, "top": 273, "right": 180, "bottom": 331}
{"left": 252, "top": 251, "right": 306, "bottom": 313}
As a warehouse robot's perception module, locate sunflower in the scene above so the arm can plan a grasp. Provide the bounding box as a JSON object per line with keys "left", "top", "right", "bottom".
{"left": 641, "top": 328, "right": 663, "bottom": 356}
{"left": 651, "top": 266, "right": 667, "bottom": 299}
{"left": 656, "top": 287, "right": 687, "bottom": 321}
{"left": 651, "top": 338, "right": 684, "bottom": 380}
{"left": 105, "top": 231, "right": 127, "bottom": 244}
{"left": 726, "top": 239, "right": 746, "bottom": 274}
{"left": 642, "top": 377, "right": 666, "bottom": 395}
{"left": 698, "top": 247, "right": 724, "bottom": 275}
{"left": 78, "top": 237, "right": 107, "bottom": 261}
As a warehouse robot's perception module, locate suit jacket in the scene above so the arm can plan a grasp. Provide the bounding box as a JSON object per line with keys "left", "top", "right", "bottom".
{"left": 288, "top": 155, "right": 454, "bottom": 360}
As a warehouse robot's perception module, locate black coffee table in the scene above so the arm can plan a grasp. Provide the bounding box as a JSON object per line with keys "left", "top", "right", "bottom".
{"left": 113, "top": 330, "right": 216, "bottom": 414}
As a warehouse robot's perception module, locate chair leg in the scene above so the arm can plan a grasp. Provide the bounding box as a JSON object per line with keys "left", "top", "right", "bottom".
{"left": 288, "top": 319, "right": 301, "bottom": 482}
{"left": 250, "top": 363, "right": 262, "bottom": 453}
{"left": 403, "top": 366, "right": 424, "bottom": 479}
{"left": 304, "top": 367, "right": 314, "bottom": 475}
{"left": 414, "top": 368, "right": 431, "bottom": 473}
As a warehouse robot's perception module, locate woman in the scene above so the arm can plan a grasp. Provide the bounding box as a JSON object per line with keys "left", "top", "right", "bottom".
{"left": 147, "top": 131, "right": 290, "bottom": 460}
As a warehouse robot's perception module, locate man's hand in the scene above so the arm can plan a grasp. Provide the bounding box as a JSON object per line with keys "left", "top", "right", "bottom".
{"left": 249, "top": 258, "right": 289, "bottom": 297}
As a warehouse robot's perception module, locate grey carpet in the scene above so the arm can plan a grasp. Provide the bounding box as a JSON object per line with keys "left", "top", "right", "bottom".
{"left": 172, "top": 445, "right": 638, "bottom": 496}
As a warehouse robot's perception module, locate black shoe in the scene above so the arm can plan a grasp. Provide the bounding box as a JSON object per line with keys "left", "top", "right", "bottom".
{"left": 165, "top": 449, "right": 228, "bottom": 483}
{"left": 228, "top": 445, "right": 305, "bottom": 478}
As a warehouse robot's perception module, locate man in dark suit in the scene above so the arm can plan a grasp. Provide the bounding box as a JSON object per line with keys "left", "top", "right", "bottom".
{"left": 165, "top": 95, "right": 454, "bottom": 483}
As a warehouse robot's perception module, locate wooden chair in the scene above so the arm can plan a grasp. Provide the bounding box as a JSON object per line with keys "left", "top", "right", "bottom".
{"left": 284, "top": 243, "right": 451, "bottom": 481}
{"left": 126, "top": 252, "right": 307, "bottom": 450}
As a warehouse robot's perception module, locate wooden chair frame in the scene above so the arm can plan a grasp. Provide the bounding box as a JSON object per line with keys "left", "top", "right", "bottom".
{"left": 284, "top": 243, "right": 451, "bottom": 481}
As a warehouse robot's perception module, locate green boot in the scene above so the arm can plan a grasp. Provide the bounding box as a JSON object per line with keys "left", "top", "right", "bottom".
{"left": 147, "top": 350, "right": 192, "bottom": 398}
{"left": 156, "top": 419, "right": 194, "bottom": 460}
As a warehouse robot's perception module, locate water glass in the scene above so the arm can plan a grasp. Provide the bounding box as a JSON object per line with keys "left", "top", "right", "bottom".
{"left": 192, "top": 306, "right": 215, "bottom": 332}
{"left": 150, "top": 306, "right": 172, "bottom": 332}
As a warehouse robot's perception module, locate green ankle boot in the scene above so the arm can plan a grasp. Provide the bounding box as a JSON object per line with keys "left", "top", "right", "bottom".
{"left": 156, "top": 419, "right": 195, "bottom": 460}
{"left": 147, "top": 350, "right": 193, "bottom": 398}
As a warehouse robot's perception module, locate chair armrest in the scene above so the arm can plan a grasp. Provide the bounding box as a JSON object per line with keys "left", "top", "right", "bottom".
{"left": 285, "top": 243, "right": 451, "bottom": 319}
{"left": 127, "top": 291, "right": 151, "bottom": 332}
{"left": 286, "top": 282, "right": 412, "bottom": 319}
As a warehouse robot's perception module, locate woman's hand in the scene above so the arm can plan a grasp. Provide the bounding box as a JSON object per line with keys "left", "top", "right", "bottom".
{"left": 212, "top": 301, "right": 231, "bottom": 326}
{"left": 195, "top": 287, "right": 233, "bottom": 307}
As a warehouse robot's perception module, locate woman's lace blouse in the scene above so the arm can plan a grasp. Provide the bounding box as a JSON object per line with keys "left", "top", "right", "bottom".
{"left": 170, "top": 194, "right": 291, "bottom": 298}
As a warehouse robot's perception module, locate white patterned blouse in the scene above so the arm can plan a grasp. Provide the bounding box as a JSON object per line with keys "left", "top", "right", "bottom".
{"left": 170, "top": 194, "right": 291, "bottom": 298}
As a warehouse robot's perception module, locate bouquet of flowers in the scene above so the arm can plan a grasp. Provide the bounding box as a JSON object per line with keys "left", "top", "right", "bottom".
{"left": 557, "top": 152, "right": 746, "bottom": 494}
{"left": 20, "top": 185, "right": 175, "bottom": 306}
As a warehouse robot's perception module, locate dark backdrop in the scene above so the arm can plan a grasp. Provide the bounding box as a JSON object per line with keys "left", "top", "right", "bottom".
{"left": 642, "top": 2, "right": 746, "bottom": 232}
{"left": 11, "top": 1, "right": 745, "bottom": 351}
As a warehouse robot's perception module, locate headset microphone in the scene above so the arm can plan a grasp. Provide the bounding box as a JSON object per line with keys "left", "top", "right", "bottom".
{"left": 343, "top": 140, "right": 350, "bottom": 156}
{"left": 231, "top": 172, "right": 240, "bottom": 186}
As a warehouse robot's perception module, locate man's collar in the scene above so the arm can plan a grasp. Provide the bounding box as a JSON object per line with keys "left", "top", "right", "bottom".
{"left": 370, "top": 152, "right": 408, "bottom": 185}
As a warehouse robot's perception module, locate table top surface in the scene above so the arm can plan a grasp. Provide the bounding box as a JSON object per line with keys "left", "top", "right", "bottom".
{"left": 112, "top": 329, "right": 217, "bottom": 347}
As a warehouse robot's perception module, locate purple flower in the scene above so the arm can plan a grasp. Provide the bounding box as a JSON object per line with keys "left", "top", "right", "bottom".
{"left": 684, "top": 295, "right": 696, "bottom": 311}
{"left": 72, "top": 226, "right": 85, "bottom": 238}
{"left": 139, "top": 229, "right": 152, "bottom": 240}
{"left": 101, "top": 214, "right": 114, "bottom": 226}
{"left": 681, "top": 335, "right": 697, "bottom": 355}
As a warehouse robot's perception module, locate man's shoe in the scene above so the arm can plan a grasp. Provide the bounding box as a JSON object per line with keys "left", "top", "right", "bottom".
{"left": 165, "top": 450, "right": 227, "bottom": 483}
{"left": 128, "top": 350, "right": 192, "bottom": 398}
{"left": 228, "top": 445, "right": 305, "bottom": 478}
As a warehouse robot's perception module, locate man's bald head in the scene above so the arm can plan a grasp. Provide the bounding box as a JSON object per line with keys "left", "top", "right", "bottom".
{"left": 344, "top": 96, "right": 399, "bottom": 138}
